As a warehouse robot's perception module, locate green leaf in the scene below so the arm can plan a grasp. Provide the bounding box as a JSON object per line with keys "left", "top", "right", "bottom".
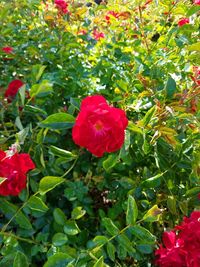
{"left": 18, "top": 85, "right": 26, "bottom": 106}
{"left": 53, "top": 208, "right": 66, "bottom": 225}
{"left": 27, "top": 196, "right": 49, "bottom": 213}
{"left": 126, "top": 195, "right": 138, "bottom": 225}
{"left": 13, "top": 251, "right": 29, "bottom": 267}
{"left": 39, "top": 176, "right": 65, "bottom": 195}
{"left": 141, "top": 106, "right": 156, "bottom": 127}
{"left": 43, "top": 253, "right": 72, "bottom": 267}
{"left": 165, "top": 76, "right": 176, "bottom": 99}
{"left": 142, "top": 172, "right": 164, "bottom": 188}
{"left": 71, "top": 206, "right": 86, "bottom": 220}
{"left": 93, "top": 256, "right": 105, "bottom": 267}
{"left": 103, "top": 154, "right": 118, "bottom": 172}
{"left": 93, "top": 236, "right": 108, "bottom": 246}
{"left": 185, "top": 187, "right": 200, "bottom": 197}
{"left": 106, "top": 242, "right": 116, "bottom": 261}
{"left": 16, "top": 127, "right": 30, "bottom": 145}
{"left": 24, "top": 105, "right": 47, "bottom": 115}
{"left": 128, "top": 121, "right": 143, "bottom": 134}
{"left": 39, "top": 113, "right": 75, "bottom": 130}
{"left": 117, "top": 234, "right": 135, "bottom": 253}
{"left": 31, "top": 64, "right": 46, "bottom": 82}
{"left": 102, "top": 218, "right": 119, "bottom": 236}
{"left": 0, "top": 199, "right": 32, "bottom": 230}
{"left": 137, "top": 244, "right": 153, "bottom": 254}
{"left": 186, "top": 5, "right": 200, "bottom": 16}
{"left": 143, "top": 205, "right": 163, "bottom": 222}
{"left": 167, "top": 196, "right": 177, "bottom": 215}
{"left": 187, "top": 42, "right": 200, "bottom": 51}
{"left": 52, "top": 233, "right": 68, "bottom": 247}
{"left": 30, "top": 80, "right": 53, "bottom": 98}
{"left": 130, "top": 225, "right": 156, "bottom": 243}
{"left": 50, "top": 146, "right": 77, "bottom": 159}
{"left": 0, "top": 177, "right": 7, "bottom": 185}
{"left": 64, "top": 220, "right": 80, "bottom": 235}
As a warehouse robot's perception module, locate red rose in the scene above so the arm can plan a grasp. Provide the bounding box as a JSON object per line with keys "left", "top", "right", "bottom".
{"left": 72, "top": 95, "right": 128, "bottom": 157}
{"left": 155, "top": 231, "right": 187, "bottom": 267}
{"left": 178, "top": 18, "right": 189, "bottom": 27}
{"left": 2, "top": 46, "right": 13, "bottom": 54}
{"left": 155, "top": 211, "right": 200, "bottom": 267}
{"left": 4, "top": 79, "right": 24, "bottom": 103}
{"left": 54, "top": 0, "right": 68, "bottom": 14}
{"left": 0, "top": 149, "right": 35, "bottom": 196}
{"left": 194, "top": 0, "right": 200, "bottom": 5}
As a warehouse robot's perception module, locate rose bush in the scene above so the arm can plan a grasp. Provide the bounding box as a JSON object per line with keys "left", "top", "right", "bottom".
{"left": 0, "top": 0, "right": 199, "bottom": 266}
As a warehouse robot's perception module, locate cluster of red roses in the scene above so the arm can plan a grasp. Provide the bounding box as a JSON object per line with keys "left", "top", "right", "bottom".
{"left": 155, "top": 211, "right": 200, "bottom": 267}
{"left": 0, "top": 148, "right": 35, "bottom": 196}
{"left": 0, "top": 93, "right": 128, "bottom": 196}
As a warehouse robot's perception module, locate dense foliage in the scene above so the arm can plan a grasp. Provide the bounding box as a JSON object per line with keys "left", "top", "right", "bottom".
{"left": 0, "top": 0, "right": 200, "bottom": 266}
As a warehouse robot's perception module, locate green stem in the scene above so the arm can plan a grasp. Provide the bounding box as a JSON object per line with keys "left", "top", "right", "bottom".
{"left": 61, "top": 156, "right": 79, "bottom": 178}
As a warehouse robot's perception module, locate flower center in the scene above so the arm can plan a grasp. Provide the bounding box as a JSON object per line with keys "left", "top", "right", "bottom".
{"left": 94, "top": 120, "right": 104, "bottom": 131}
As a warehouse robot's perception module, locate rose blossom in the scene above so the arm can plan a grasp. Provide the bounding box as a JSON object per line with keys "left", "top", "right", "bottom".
{"left": 178, "top": 18, "right": 189, "bottom": 27}
{"left": 155, "top": 231, "right": 187, "bottom": 267}
{"left": 54, "top": 0, "right": 68, "bottom": 14}
{"left": 72, "top": 95, "right": 128, "bottom": 157}
{"left": 194, "top": 0, "right": 200, "bottom": 5}
{"left": 155, "top": 211, "right": 200, "bottom": 267}
{"left": 2, "top": 46, "right": 13, "bottom": 54}
{"left": 4, "top": 79, "right": 24, "bottom": 103}
{"left": 0, "top": 149, "right": 35, "bottom": 196}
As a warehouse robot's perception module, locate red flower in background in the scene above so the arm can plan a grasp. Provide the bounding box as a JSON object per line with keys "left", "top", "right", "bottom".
{"left": 54, "top": 0, "right": 68, "bottom": 14}
{"left": 2, "top": 46, "right": 13, "bottom": 54}
{"left": 178, "top": 18, "right": 189, "bottom": 27}
{"left": 191, "top": 66, "right": 200, "bottom": 86}
{"left": 194, "top": 0, "right": 200, "bottom": 5}
{"left": 105, "top": 11, "right": 119, "bottom": 22}
{"left": 155, "top": 211, "right": 200, "bottom": 267}
{"left": 93, "top": 29, "right": 105, "bottom": 40}
{"left": 77, "top": 29, "right": 87, "bottom": 35}
{"left": 0, "top": 149, "right": 35, "bottom": 196}
{"left": 4, "top": 80, "right": 24, "bottom": 103}
{"left": 72, "top": 95, "right": 128, "bottom": 157}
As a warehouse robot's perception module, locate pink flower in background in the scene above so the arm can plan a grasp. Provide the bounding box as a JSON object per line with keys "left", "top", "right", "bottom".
{"left": 2, "top": 46, "right": 13, "bottom": 54}
{"left": 54, "top": 0, "right": 68, "bottom": 14}
{"left": 93, "top": 29, "right": 105, "bottom": 40}
{"left": 194, "top": 0, "right": 200, "bottom": 5}
{"left": 4, "top": 80, "right": 24, "bottom": 103}
{"left": 178, "top": 18, "right": 189, "bottom": 27}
